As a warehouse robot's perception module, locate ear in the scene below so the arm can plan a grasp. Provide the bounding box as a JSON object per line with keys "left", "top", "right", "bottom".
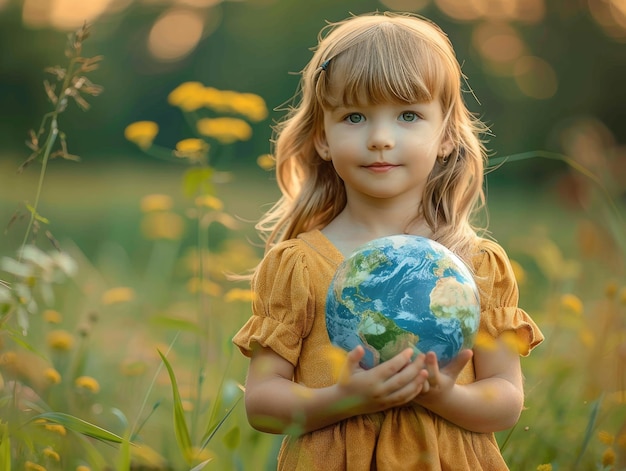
{"left": 439, "top": 135, "right": 454, "bottom": 157}
{"left": 314, "top": 132, "right": 330, "bottom": 161}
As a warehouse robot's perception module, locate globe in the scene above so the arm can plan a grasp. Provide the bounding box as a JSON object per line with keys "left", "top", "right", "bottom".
{"left": 325, "top": 235, "right": 480, "bottom": 369}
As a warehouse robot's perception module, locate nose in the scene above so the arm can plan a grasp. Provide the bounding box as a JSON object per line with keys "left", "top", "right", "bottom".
{"left": 367, "top": 123, "right": 394, "bottom": 151}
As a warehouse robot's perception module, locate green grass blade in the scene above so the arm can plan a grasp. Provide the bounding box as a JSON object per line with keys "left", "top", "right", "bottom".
{"left": 157, "top": 349, "right": 193, "bottom": 464}
{"left": 189, "top": 458, "right": 213, "bottom": 471}
{"left": 129, "top": 332, "right": 179, "bottom": 440}
{"left": 572, "top": 394, "right": 603, "bottom": 470}
{"left": 200, "top": 395, "right": 242, "bottom": 450}
{"left": 116, "top": 432, "right": 132, "bottom": 471}
{"left": 31, "top": 412, "right": 124, "bottom": 444}
{"left": 0, "top": 422, "right": 10, "bottom": 471}
{"left": 150, "top": 316, "right": 201, "bottom": 333}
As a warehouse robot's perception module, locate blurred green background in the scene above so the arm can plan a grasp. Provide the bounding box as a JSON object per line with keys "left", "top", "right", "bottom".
{"left": 1, "top": 0, "right": 625, "bottom": 469}
{"left": 1, "top": 0, "right": 624, "bottom": 164}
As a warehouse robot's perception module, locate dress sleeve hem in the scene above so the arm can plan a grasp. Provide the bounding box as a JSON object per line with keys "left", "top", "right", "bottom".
{"left": 232, "top": 315, "right": 302, "bottom": 366}
{"left": 479, "top": 306, "right": 545, "bottom": 356}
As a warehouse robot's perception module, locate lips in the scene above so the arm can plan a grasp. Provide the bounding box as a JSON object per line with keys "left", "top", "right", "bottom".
{"left": 364, "top": 162, "right": 398, "bottom": 172}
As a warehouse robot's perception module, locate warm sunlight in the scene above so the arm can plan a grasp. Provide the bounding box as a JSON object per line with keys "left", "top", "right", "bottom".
{"left": 22, "top": 0, "right": 115, "bottom": 30}
{"left": 148, "top": 7, "right": 205, "bottom": 61}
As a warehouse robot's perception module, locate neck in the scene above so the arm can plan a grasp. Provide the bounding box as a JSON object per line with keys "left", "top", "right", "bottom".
{"left": 321, "top": 200, "right": 433, "bottom": 256}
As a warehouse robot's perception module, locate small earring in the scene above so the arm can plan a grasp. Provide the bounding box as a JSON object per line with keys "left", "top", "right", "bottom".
{"left": 322, "top": 150, "right": 331, "bottom": 161}
{"left": 438, "top": 154, "right": 449, "bottom": 165}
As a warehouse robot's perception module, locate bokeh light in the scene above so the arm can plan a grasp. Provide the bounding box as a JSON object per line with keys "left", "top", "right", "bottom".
{"left": 513, "top": 55, "right": 558, "bottom": 99}
{"left": 434, "top": 0, "right": 545, "bottom": 23}
{"left": 588, "top": 0, "right": 626, "bottom": 41}
{"left": 378, "top": 0, "right": 430, "bottom": 12}
{"left": 473, "top": 21, "right": 525, "bottom": 72}
{"left": 148, "top": 7, "right": 205, "bottom": 61}
{"left": 434, "top": 0, "right": 484, "bottom": 21}
{"left": 22, "top": 0, "right": 116, "bottom": 30}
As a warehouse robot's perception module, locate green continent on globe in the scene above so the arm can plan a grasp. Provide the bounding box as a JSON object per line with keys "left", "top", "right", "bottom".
{"left": 342, "top": 249, "right": 392, "bottom": 290}
{"left": 429, "top": 277, "right": 480, "bottom": 341}
{"left": 357, "top": 310, "right": 420, "bottom": 364}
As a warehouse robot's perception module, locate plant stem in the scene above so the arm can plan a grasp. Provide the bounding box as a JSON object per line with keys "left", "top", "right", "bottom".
{"left": 19, "top": 56, "right": 79, "bottom": 256}
{"left": 20, "top": 116, "right": 58, "bottom": 255}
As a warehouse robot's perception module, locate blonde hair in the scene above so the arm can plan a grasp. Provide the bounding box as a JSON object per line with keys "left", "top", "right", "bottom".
{"left": 257, "top": 12, "right": 489, "bottom": 262}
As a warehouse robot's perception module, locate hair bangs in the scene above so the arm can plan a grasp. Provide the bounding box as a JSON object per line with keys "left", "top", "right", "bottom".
{"left": 317, "top": 22, "right": 451, "bottom": 110}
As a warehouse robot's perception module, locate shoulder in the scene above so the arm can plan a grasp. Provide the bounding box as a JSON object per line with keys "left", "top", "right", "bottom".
{"left": 470, "top": 237, "right": 514, "bottom": 277}
{"left": 254, "top": 232, "right": 329, "bottom": 284}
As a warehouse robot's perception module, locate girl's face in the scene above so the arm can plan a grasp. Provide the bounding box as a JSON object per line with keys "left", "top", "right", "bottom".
{"left": 315, "top": 99, "right": 451, "bottom": 206}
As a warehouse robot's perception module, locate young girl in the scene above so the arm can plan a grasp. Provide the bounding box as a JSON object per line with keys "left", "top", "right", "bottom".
{"left": 233, "top": 11, "right": 543, "bottom": 470}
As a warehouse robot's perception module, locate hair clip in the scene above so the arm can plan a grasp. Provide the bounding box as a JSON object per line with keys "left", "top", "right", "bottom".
{"left": 319, "top": 59, "right": 331, "bottom": 71}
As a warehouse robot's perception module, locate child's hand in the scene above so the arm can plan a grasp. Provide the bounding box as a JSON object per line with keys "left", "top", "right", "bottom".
{"left": 420, "top": 349, "right": 473, "bottom": 396}
{"left": 336, "top": 346, "right": 430, "bottom": 415}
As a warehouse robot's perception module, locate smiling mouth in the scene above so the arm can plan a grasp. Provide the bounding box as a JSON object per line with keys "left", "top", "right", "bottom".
{"left": 364, "top": 163, "right": 399, "bottom": 172}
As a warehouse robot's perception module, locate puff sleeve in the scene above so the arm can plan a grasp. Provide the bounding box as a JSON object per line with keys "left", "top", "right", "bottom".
{"left": 232, "top": 241, "right": 315, "bottom": 367}
{"left": 473, "top": 239, "right": 544, "bottom": 356}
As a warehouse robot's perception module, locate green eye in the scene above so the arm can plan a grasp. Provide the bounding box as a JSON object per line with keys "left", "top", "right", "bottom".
{"left": 346, "top": 113, "right": 364, "bottom": 124}
{"left": 400, "top": 112, "right": 418, "bottom": 122}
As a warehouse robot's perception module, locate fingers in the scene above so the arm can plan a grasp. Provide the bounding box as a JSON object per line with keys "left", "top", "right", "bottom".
{"left": 338, "top": 345, "right": 365, "bottom": 385}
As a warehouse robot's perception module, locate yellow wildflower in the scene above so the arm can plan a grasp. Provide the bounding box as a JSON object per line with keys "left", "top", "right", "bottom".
{"left": 188, "top": 446, "right": 215, "bottom": 463}
{"left": 605, "top": 281, "right": 618, "bottom": 299}
{"left": 598, "top": 430, "right": 615, "bottom": 445}
{"left": 43, "top": 447, "right": 60, "bottom": 461}
{"left": 578, "top": 328, "right": 595, "bottom": 348}
{"left": 175, "top": 138, "right": 209, "bottom": 160}
{"left": 0, "top": 351, "right": 17, "bottom": 366}
{"left": 473, "top": 332, "right": 497, "bottom": 351}
{"left": 602, "top": 447, "right": 616, "bottom": 466}
{"left": 75, "top": 375, "right": 100, "bottom": 393}
{"left": 257, "top": 153, "right": 275, "bottom": 170}
{"left": 43, "top": 309, "right": 62, "bottom": 323}
{"left": 197, "top": 117, "right": 252, "bottom": 144}
{"left": 509, "top": 259, "right": 526, "bottom": 285}
{"left": 319, "top": 344, "right": 348, "bottom": 382}
{"left": 43, "top": 423, "right": 67, "bottom": 436}
{"left": 25, "top": 462, "right": 46, "bottom": 471}
{"left": 124, "top": 121, "right": 159, "bottom": 150}
{"left": 195, "top": 194, "right": 223, "bottom": 210}
{"left": 187, "top": 277, "right": 222, "bottom": 297}
{"left": 76, "top": 466, "right": 92, "bottom": 471}
{"left": 141, "top": 212, "right": 184, "bottom": 240}
{"left": 140, "top": 194, "right": 173, "bottom": 213}
{"left": 200, "top": 86, "right": 226, "bottom": 111}
{"left": 536, "top": 465, "right": 552, "bottom": 471}
{"left": 101, "top": 286, "right": 135, "bottom": 305}
{"left": 501, "top": 330, "right": 527, "bottom": 355}
{"left": 224, "top": 288, "right": 256, "bottom": 303}
{"left": 131, "top": 444, "right": 167, "bottom": 468}
{"left": 228, "top": 92, "right": 268, "bottom": 121}
{"left": 560, "top": 293, "right": 583, "bottom": 315}
{"left": 44, "top": 367, "right": 61, "bottom": 384}
{"left": 168, "top": 81, "right": 206, "bottom": 111}
{"left": 46, "top": 330, "right": 74, "bottom": 351}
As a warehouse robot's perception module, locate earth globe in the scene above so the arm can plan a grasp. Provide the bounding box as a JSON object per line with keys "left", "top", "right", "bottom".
{"left": 325, "top": 235, "right": 480, "bottom": 369}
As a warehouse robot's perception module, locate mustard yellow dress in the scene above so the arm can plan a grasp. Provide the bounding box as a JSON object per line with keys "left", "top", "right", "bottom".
{"left": 233, "top": 230, "right": 544, "bottom": 471}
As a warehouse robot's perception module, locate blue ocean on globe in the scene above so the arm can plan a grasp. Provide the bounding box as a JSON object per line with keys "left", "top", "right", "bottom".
{"left": 325, "top": 235, "right": 481, "bottom": 369}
